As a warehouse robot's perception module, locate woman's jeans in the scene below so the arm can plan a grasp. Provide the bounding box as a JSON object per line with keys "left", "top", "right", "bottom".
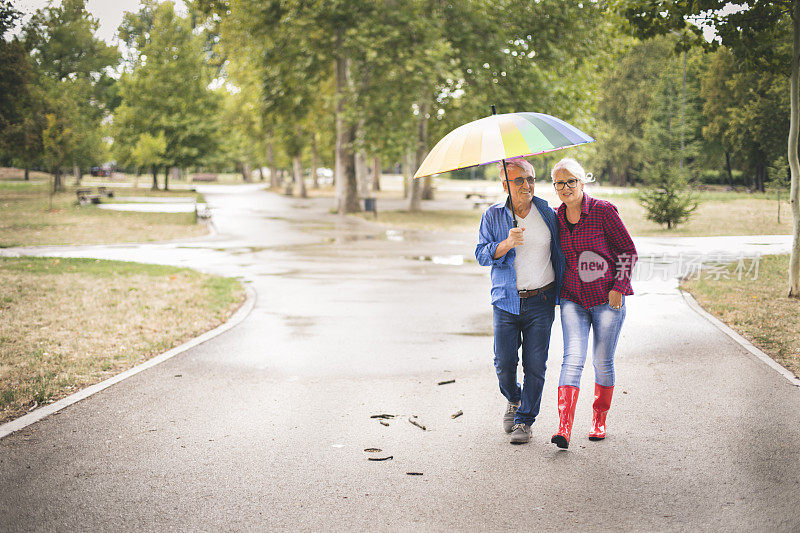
{"left": 492, "top": 288, "right": 556, "bottom": 426}
{"left": 559, "top": 297, "right": 626, "bottom": 389}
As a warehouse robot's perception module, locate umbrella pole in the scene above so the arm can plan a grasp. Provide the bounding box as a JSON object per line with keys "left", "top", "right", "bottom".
{"left": 501, "top": 158, "right": 518, "bottom": 228}
{"left": 491, "top": 106, "right": 518, "bottom": 228}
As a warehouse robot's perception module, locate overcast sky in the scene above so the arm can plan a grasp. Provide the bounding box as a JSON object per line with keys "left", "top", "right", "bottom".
{"left": 14, "top": 0, "right": 186, "bottom": 44}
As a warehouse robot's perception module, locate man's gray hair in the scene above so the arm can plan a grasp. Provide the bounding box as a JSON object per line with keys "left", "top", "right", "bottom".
{"left": 497, "top": 158, "right": 535, "bottom": 180}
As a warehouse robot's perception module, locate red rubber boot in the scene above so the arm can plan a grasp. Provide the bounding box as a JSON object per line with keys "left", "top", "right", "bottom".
{"left": 551, "top": 386, "right": 579, "bottom": 449}
{"left": 588, "top": 383, "right": 614, "bottom": 441}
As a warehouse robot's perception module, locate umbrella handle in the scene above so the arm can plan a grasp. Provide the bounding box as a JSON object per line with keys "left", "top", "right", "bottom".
{"left": 501, "top": 158, "right": 519, "bottom": 228}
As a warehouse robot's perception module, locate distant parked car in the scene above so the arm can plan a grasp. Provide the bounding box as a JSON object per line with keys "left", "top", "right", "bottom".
{"left": 316, "top": 167, "right": 334, "bottom": 185}
{"left": 90, "top": 166, "right": 110, "bottom": 177}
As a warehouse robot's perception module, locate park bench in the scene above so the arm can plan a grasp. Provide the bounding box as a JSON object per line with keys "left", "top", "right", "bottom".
{"left": 465, "top": 191, "right": 494, "bottom": 209}
{"left": 191, "top": 173, "right": 218, "bottom": 182}
{"left": 195, "top": 203, "right": 212, "bottom": 220}
{"left": 76, "top": 187, "right": 114, "bottom": 206}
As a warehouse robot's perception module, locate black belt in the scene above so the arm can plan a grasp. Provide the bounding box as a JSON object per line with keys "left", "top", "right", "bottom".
{"left": 519, "top": 282, "right": 555, "bottom": 298}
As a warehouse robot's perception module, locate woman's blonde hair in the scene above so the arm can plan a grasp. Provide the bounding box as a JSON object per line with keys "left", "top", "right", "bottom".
{"left": 551, "top": 157, "right": 594, "bottom": 183}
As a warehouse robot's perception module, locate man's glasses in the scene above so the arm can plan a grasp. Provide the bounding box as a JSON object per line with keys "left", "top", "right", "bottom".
{"left": 553, "top": 179, "right": 579, "bottom": 190}
{"left": 511, "top": 176, "right": 535, "bottom": 187}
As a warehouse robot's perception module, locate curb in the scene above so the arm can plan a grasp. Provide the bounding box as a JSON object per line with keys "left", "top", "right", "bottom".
{"left": 0, "top": 284, "right": 257, "bottom": 440}
{"left": 680, "top": 289, "right": 800, "bottom": 388}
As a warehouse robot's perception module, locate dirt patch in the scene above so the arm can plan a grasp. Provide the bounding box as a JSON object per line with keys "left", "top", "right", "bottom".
{"left": 0, "top": 184, "right": 207, "bottom": 247}
{"left": 681, "top": 254, "right": 800, "bottom": 378}
{"left": 0, "top": 257, "right": 246, "bottom": 423}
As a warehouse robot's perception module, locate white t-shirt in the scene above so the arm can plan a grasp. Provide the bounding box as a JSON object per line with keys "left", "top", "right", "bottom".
{"left": 514, "top": 206, "right": 555, "bottom": 290}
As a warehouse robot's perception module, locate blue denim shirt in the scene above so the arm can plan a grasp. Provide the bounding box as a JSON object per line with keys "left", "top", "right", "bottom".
{"left": 475, "top": 196, "right": 565, "bottom": 315}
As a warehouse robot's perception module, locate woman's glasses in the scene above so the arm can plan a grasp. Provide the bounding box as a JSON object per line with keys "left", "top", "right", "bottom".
{"left": 553, "top": 179, "right": 579, "bottom": 190}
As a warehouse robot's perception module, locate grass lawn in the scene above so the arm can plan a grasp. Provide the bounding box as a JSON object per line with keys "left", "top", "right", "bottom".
{"left": 681, "top": 254, "right": 800, "bottom": 379}
{"left": 0, "top": 256, "right": 246, "bottom": 424}
{"left": 353, "top": 187, "right": 793, "bottom": 237}
{"left": 0, "top": 180, "right": 208, "bottom": 247}
{"left": 593, "top": 191, "right": 792, "bottom": 237}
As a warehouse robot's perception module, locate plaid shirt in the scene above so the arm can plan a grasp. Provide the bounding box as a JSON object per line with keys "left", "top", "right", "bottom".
{"left": 475, "top": 196, "right": 565, "bottom": 315}
{"left": 557, "top": 194, "right": 637, "bottom": 309}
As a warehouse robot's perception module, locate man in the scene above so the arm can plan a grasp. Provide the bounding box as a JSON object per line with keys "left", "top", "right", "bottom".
{"left": 475, "top": 158, "right": 565, "bottom": 444}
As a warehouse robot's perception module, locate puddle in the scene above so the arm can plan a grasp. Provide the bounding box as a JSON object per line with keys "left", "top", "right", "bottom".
{"left": 210, "top": 246, "right": 270, "bottom": 255}
{"left": 385, "top": 230, "right": 404, "bottom": 242}
{"left": 411, "top": 255, "right": 464, "bottom": 265}
{"left": 259, "top": 269, "right": 302, "bottom": 277}
{"left": 283, "top": 315, "right": 316, "bottom": 336}
{"left": 98, "top": 203, "right": 203, "bottom": 213}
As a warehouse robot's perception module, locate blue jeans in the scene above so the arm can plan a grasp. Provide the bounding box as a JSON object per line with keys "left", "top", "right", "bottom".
{"left": 492, "top": 288, "right": 556, "bottom": 426}
{"left": 558, "top": 297, "right": 626, "bottom": 389}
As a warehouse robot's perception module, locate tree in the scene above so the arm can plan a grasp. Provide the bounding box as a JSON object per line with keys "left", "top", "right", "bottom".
{"left": 617, "top": 0, "right": 800, "bottom": 296}
{"left": 20, "top": 0, "right": 118, "bottom": 189}
{"left": 131, "top": 132, "right": 166, "bottom": 189}
{"left": 22, "top": 0, "right": 118, "bottom": 188}
{"left": 115, "top": 1, "right": 220, "bottom": 191}
{"left": 0, "top": 1, "right": 42, "bottom": 177}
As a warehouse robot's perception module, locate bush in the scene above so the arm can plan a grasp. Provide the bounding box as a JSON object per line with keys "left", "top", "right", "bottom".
{"left": 638, "top": 163, "right": 698, "bottom": 229}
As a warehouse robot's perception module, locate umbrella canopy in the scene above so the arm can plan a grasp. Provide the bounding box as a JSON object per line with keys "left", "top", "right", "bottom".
{"left": 413, "top": 112, "right": 594, "bottom": 179}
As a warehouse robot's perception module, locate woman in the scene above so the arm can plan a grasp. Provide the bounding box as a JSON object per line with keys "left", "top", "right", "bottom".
{"left": 549, "top": 158, "right": 637, "bottom": 449}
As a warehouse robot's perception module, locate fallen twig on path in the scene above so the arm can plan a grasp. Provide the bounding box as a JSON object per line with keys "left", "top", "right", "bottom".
{"left": 451, "top": 410, "right": 463, "bottom": 419}
{"left": 409, "top": 416, "right": 426, "bottom": 431}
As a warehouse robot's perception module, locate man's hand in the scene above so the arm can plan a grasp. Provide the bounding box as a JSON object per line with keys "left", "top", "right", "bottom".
{"left": 608, "top": 290, "right": 623, "bottom": 309}
{"left": 506, "top": 227, "right": 525, "bottom": 248}
{"left": 492, "top": 227, "right": 525, "bottom": 259}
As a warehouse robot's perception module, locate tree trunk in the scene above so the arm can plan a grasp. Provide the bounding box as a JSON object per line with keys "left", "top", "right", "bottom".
{"left": 788, "top": 0, "right": 800, "bottom": 297}
{"left": 73, "top": 163, "right": 81, "bottom": 186}
{"left": 258, "top": 167, "right": 264, "bottom": 181}
{"left": 311, "top": 131, "right": 319, "bottom": 188}
{"left": 283, "top": 169, "right": 293, "bottom": 195}
{"left": 151, "top": 165, "right": 159, "bottom": 190}
{"left": 334, "top": 31, "right": 360, "bottom": 214}
{"left": 24, "top": 168, "right": 29, "bottom": 181}
{"left": 164, "top": 166, "right": 170, "bottom": 191}
{"left": 241, "top": 161, "right": 252, "bottom": 182}
{"left": 356, "top": 149, "right": 368, "bottom": 198}
{"left": 53, "top": 168, "right": 63, "bottom": 192}
{"left": 267, "top": 140, "right": 279, "bottom": 189}
{"left": 409, "top": 102, "right": 429, "bottom": 212}
{"left": 420, "top": 105, "right": 433, "bottom": 200}
{"left": 372, "top": 155, "right": 381, "bottom": 191}
{"left": 293, "top": 155, "right": 307, "bottom": 198}
{"left": 134, "top": 170, "right": 140, "bottom": 189}
{"left": 725, "top": 151, "right": 734, "bottom": 188}
{"left": 403, "top": 150, "right": 413, "bottom": 199}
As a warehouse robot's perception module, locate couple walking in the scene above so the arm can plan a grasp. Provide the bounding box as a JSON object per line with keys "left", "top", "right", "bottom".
{"left": 475, "top": 157, "right": 637, "bottom": 446}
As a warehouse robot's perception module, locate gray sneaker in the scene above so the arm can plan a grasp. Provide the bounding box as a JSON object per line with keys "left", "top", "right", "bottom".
{"left": 510, "top": 423, "right": 531, "bottom": 444}
{"left": 503, "top": 401, "right": 520, "bottom": 433}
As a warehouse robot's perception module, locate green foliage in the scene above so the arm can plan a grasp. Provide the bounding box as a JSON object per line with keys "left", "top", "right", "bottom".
{"left": 638, "top": 163, "right": 698, "bottom": 229}
{"left": 114, "top": 2, "right": 220, "bottom": 175}
{"left": 17, "top": 0, "right": 119, "bottom": 183}
{"left": 0, "top": 6, "right": 41, "bottom": 168}
{"left": 131, "top": 132, "right": 167, "bottom": 172}
{"left": 636, "top": 41, "right": 700, "bottom": 229}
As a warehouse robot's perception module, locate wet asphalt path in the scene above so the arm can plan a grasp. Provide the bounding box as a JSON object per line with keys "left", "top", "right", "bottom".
{"left": 1, "top": 184, "right": 799, "bottom": 532}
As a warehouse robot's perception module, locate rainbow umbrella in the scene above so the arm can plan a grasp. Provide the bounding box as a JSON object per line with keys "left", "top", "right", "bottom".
{"left": 413, "top": 108, "right": 595, "bottom": 225}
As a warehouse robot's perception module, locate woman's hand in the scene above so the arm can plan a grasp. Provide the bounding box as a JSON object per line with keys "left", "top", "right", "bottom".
{"left": 608, "top": 290, "right": 623, "bottom": 309}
